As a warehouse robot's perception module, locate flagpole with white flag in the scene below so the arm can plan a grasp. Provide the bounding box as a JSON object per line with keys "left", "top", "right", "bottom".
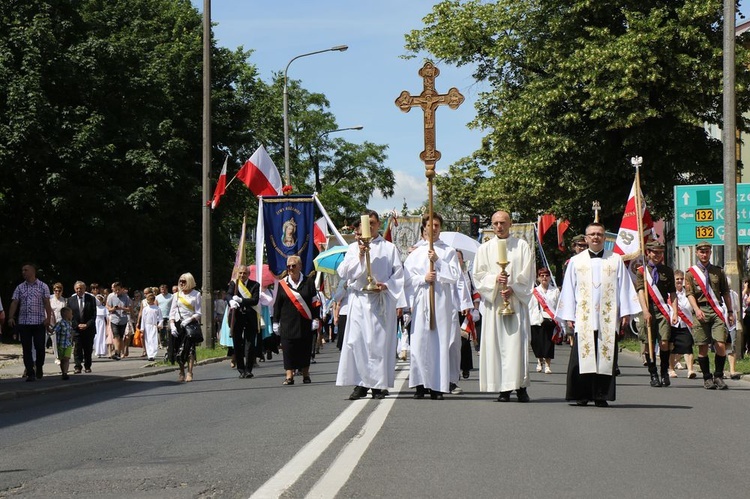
{"left": 632, "top": 156, "right": 654, "bottom": 361}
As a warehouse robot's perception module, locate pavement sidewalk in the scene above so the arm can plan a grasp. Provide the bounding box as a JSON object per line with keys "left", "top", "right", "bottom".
{"left": 0, "top": 341, "right": 224, "bottom": 401}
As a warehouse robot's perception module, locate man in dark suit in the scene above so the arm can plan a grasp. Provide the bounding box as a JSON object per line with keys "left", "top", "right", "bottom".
{"left": 227, "top": 267, "right": 260, "bottom": 378}
{"left": 68, "top": 281, "right": 97, "bottom": 373}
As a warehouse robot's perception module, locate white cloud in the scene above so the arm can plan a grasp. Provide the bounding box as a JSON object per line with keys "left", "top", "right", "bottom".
{"left": 369, "top": 170, "right": 427, "bottom": 214}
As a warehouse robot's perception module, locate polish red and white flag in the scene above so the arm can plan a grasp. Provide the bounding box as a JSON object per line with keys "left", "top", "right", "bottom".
{"left": 613, "top": 180, "right": 654, "bottom": 260}
{"left": 208, "top": 156, "right": 228, "bottom": 209}
{"left": 314, "top": 217, "right": 329, "bottom": 250}
{"left": 236, "top": 145, "right": 282, "bottom": 197}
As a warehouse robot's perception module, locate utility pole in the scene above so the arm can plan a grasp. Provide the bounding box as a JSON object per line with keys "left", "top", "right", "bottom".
{"left": 201, "top": 0, "right": 214, "bottom": 347}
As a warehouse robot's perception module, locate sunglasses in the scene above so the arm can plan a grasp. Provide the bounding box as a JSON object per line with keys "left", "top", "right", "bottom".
{"left": 179, "top": 280, "right": 186, "bottom": 284}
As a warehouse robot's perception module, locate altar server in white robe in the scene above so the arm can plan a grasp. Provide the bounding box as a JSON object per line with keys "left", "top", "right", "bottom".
{"left": 473, "top": 210, "right": 535, "bottom": 402}
{"left": 405, "top": 213, "right": 461, "bottom": 399}
{"left": 556, "top": 222, "right": 641, "bottom": 407}
{"left": 336, "top": 211, "right": 405, "bottom": 400}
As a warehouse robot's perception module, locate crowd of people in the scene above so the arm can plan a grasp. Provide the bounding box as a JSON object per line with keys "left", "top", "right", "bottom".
{"left": 0, "top": 265, "right": 206, "bottom": 383}
{"left": 2, "top": 209, "right": 746, "bottom": 405}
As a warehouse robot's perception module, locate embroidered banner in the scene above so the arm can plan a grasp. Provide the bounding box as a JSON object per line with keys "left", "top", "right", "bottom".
{"left": 263, "top": 195, "right": 316, "bottom": 276}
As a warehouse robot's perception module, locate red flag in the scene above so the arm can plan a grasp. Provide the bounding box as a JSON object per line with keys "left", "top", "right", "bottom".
{"left": 236, "top": 145, "right": 282, "bottom": 197}
{"left": 383, "top": 211, "right": 399, "bottom": 242}
{"left": 208, "top": 156, "right": 228, "bottom": 209}
{"left": 461, "top": 314, "right": 477, "bottom": 342}
{"left": 537, "top": 214, "right": 556, "bottom": 242}
{"left": 557, "top": 219, "right": 570, "bottom": 251}
{"left": 613, "top": 180, "right": 654, "bottom": 260}
{"left": 314, "top": 217, "right": 328, "bottom": 250}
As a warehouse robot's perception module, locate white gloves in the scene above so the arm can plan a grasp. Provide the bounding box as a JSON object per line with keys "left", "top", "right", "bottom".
{"left": 229, "top": 300, "right": 239, "bottom": 309}
{"left": 181, "top": 318, "right": 192, "bottom": 327}
{"left": 402, "top": 313, "right": 411, "bottom": 328}
{"left": 233, "top": 295, "right": 243, "bottom": 304}
{"left": 471, "top": 309, "right": 480, "bottom": 322}
{"left": 312, "top": 319, "right": 320, "bottom": 330}
{"left": 170, "top": 325, "right": 179, "bottom": 337}
{"left": 272, "top": 322, "right": 280, "bottom": 334}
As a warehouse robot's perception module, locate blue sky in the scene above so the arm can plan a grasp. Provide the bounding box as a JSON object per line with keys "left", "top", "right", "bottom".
{"left": 194, "top": 1, "right": 749, "bottom": 214}
{"left": 192, "top": 0, "right": 483, "bottom": 213}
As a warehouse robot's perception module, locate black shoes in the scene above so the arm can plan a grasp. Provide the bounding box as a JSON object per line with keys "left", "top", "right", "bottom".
{"left": 62, "top": 373, "right": 70, "bottom": 380}
{"left": 239, "top": 371, "right": 254, "bottom": 379}
{"left": 516, "top": 388, "right": 530, "bottom": 403}
{"left": 266, "top": 351, "right": 272, "bottom": 360}
{"left": 349, "top": 386, "right": 367, "bottom": 400}
{"left": 661, "top": 376, "right": 671, "bottom": 387}
{"left": 303, "top": 376, "right": 312, "bottom": 384}
{"left": 575, "top": 400, "right": 589, "bottom": 406}
{"left": 649, "top": 374, "right": 662, "bottom": 387}
{"left": 74, "top": 368, "right": 82, "bottom": 374}
{"left": 371, "top": 389, "right": 386, "bottom": 399}
{"left": 462, "top": 370, "right": 470, "bottom": 379}
{"left": 283, "top": 377, "right": 294, "bottom": 385}
{"left": 36, "top": 366, "right": 43, "bottom": 379}
{"left": 594, "top": 400, "right": 609, "bottom": 408}
{"left": 430, "top": 391, "right": 444, "bottom": 400}
{"left": 414, "top": 385, "right": 425, "bottom": 399}
{"left": 497, "top": 391, "right": 511, "bottom": 402}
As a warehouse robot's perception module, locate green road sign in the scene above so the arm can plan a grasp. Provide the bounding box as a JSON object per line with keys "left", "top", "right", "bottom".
{"left": 674, "top": 183, "right": 750, "bottom": 246}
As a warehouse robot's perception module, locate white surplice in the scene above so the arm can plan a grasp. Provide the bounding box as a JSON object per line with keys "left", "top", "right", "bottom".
{"left": 556, "top": 250, "right": 641, "bottom": 374}
{"left": 404, "top": 240, "right": 460, "bottom": 393}
{"left": 472, "top": 236, "right": 535, "bottom": 392}
{"left": 336, "top": 235, "right": 405, "bottom": 389}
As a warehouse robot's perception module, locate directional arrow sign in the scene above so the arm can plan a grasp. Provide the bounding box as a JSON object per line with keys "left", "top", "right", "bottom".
{"left": 674, "top": 183, "right": 750, "bottom": 245}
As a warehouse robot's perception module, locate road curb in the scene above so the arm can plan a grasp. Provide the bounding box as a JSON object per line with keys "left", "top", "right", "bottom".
{"left": 0, "top": 356, "right": 227, "bottom": 402}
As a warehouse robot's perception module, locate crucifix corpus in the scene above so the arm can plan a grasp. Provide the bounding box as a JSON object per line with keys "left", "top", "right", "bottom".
{"left": 395, "top": 61, "right": 464, "bottom": 329}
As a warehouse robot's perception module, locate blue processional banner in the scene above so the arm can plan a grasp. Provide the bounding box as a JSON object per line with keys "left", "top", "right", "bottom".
{"left": 262, "top": 195, "right": 315, "bottom": 276}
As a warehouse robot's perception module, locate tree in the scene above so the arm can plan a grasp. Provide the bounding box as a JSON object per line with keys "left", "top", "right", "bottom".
{"left": 405, "top": 0, "right": 750, "bottom": 233}
{"left": 0, "top": 0, "right": 256, "bottom": 291}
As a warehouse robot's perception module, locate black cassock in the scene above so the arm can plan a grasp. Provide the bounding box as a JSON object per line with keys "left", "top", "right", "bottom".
{"left": 565, "top": 331, "right": 617, "bottom": 402}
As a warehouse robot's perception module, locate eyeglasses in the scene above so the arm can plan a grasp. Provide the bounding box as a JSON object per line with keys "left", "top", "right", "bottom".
{"left": 286, "top": 264, "right": 297, "bottom": 269}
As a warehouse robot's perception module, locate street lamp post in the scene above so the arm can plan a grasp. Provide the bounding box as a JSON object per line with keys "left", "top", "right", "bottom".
{"left": 313, "top": 126, "right": 364, "bottom": 192}
{"left": 283, "top": 45, "right": 348, "bottom": 187}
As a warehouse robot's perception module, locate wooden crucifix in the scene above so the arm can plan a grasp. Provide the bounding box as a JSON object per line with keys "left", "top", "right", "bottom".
{"left": 395, "top": 61, "right": 465, "bottom": 329}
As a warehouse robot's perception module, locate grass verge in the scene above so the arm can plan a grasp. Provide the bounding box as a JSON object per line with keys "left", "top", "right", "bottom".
{"left": 620, "top": 337, "right": 750, "bottom": 374}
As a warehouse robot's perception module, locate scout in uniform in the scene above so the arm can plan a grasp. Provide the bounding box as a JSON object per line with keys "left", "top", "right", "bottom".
{"left": 635, "top": 241, "right": 678, "bottom": 387}
{"left": 684, "top": 242, "right": 735, "bottom": 390}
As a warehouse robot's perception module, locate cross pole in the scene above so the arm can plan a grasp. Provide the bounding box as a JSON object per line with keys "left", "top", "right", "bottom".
{"left": 395, "top": 61, "right": 464, "bottom": 329}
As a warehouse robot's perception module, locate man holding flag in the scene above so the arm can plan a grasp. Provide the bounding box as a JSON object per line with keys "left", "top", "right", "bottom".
{"left": 684, "top": 242, "right": 734, "bottom": 390}
{"left": 635, "top": 241, "right": 678, "bottom": 388}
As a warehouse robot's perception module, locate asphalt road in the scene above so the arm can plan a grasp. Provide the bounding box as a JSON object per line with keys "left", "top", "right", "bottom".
{"left": 0, "top": 344, "right": 748, "bottom": 498}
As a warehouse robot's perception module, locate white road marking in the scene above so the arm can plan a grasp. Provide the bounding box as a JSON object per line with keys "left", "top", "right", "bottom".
{"left": 305, "top": 368, "right": 409, "bottom": 499}
{"left": 249, "top": 365, "right": 408, "bottom": 499}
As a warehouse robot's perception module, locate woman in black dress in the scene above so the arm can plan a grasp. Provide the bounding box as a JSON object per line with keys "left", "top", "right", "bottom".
{"left": 273, "top": 256, "right": 320, "bottom": 385}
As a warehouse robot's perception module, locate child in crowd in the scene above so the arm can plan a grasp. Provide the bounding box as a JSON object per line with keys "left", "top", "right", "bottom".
{"left": 140, "top": 293, "right": 162, "bottom": 361}
{"left": 53, "top": 307, "right": 74, "bottom": 380}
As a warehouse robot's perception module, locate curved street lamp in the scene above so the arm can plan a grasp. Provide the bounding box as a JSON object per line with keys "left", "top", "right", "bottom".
{"left": 312, "top": 126, "right": 364, "bottom": 192}
{"left": 283, "top": 45, "right": 348, "bottom": 187}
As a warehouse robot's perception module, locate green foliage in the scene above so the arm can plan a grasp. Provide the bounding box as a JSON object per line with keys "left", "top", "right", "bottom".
{"left": 405, "top": 0, "right": 749, "bottom": 236}
{"left": 0, "top": 0, "right": 393, "bottom": 295}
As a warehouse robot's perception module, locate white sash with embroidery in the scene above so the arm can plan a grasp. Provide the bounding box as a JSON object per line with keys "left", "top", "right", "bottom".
{"left": 574, "top": 253, "right": 618, "bottom": 375}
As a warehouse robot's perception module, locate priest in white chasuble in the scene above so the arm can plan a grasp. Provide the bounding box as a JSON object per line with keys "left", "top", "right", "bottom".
{"left": 336, "top": 211, "right": 405, "bottom": 400}
{"left": 472, "top": 211, "right": 535, "bottom": 402}
{"left": 556, "top": 222, "right": 641, "bottom": 407}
